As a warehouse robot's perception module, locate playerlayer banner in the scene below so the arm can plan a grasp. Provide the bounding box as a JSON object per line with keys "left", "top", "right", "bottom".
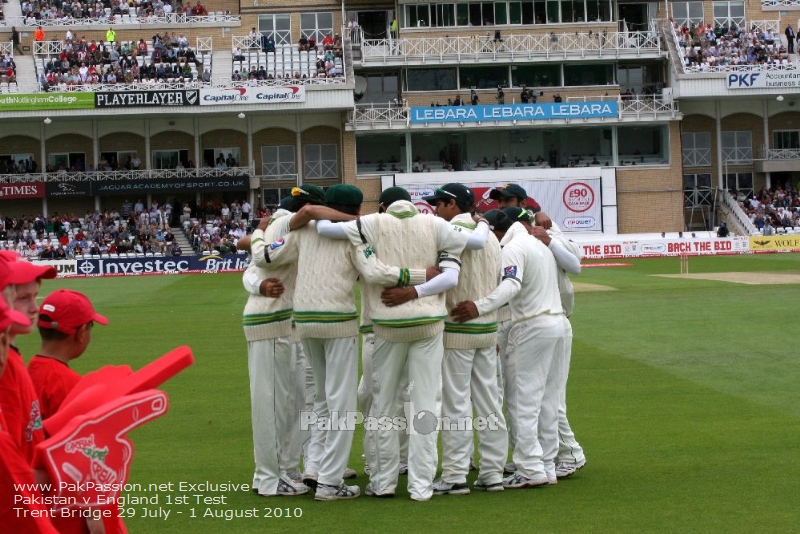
{"left": 0, "top": 93, "right": 95, "bottom": 111}
{"left": 406, "top": 178, "right": 602, "bottom": 232}
{"left": 94, "top": 90, "right": 200, "bottom": 107}
{"left": 94, "top": 176, "right": 248, "bottom": 195}
{"left": 0, "top": 182, "right": 45, "bottom": 199}
{"left": 410, "top": 101, "right": 618, "bottom": 124}
{"left": 199, "top": 86, "right": 306, "bottom": 105}
{"left": 748, "top": 234, "right": 800, "bottom": 252}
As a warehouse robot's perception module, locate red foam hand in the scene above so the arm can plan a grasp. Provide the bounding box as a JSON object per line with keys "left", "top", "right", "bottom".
{"left": 45, "top": 346, "right": 193, "bottom": 436}
{"left": 34, "top": 389, "right": 169, "bottom": 505}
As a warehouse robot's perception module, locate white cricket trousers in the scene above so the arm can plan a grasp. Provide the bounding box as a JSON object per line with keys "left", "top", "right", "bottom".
{"left": 441, "top": 346, "right": 508, "bottom": 485}
{"left": 358, "top": 332, "right": 409, "bottom": 468}
{"left": 556, "top": 316, "right": 585, "bottom": 464}
{"left": 248, "top": 336, "right": 294, "bottom": 494}
{"left": 496, "top": 319, "right": 517, "bottom": 451}
{"left": 368, "top": 332, "right": 443, "bottom": 500}
{"left": 508, "top": 314, "right": 565, "bottom": 480}
{"left": 284, "top": 342, "right": 314, "bottom": 473}
{"left": 303, "top": 336, "right": 358, "bottom": 487}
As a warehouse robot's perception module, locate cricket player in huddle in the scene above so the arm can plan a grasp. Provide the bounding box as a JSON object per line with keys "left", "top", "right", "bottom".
{"left": 316, "top": 186, "right": 489, "bottom": 501}
{"left": 254, "top": 184, "right": 429, "bottom": 501}
{"left": 452, "top": 207, "right": 564, "bottom": 488}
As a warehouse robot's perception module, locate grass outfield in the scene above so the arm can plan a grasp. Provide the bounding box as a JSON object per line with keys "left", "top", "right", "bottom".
{"left": 16, "top": 254, "right": 800, "bottom": 533}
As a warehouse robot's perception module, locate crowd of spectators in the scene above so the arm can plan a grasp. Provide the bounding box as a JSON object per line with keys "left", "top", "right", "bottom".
{"left": 183, "top": 199, "right": 269, "bottom": 254}
{"left": 39, "top": 31, "right": 206, "bottom": 90}
{"left": 737, "top": 182, "right": 800, "bottom": 234}
{"left": 674, "top": 21, "right": 792, "bottom": 70}
{"left": 19, "top": 0, "right": 224, "bottom": 24}
{"left": 1, "top": 53, "right": 17, "bottom": 86}
{"left": 231, "top": 33, "right": 344, "bottom": 81}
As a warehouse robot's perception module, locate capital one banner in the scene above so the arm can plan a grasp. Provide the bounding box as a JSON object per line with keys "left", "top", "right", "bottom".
{"left": 199, "top": 85, "right": 306, "bottom": 105}
{"left": 404, "top": 178, "right": 602, "bottom": 232}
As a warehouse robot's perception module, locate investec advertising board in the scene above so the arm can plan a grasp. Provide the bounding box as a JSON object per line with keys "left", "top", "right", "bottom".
{"left": 199, "top": 86, "right": 306, "bottom": 105}
{"left": 726, "top": 71, "right": 800, "bottom": 89}
{"left": 34, "top": 254, "right": 249, "bottom": 278}
{"left": 410, "top": 101, "right": 618, "bottom": 124}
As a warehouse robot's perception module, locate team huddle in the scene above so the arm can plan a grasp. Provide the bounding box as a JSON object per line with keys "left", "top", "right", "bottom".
{"left": 240, "top": 181, "right": 586, "bottom": 501}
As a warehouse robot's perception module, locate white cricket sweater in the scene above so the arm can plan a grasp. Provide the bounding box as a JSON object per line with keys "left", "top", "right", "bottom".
{"left": 444, "top": 213, "right": 501, "bottom": 349}
{"left": 242, "top": 210, "right": 295, "bottom": 341}
{"left": 342, "top": 201, "right": 471, "bottom": 343}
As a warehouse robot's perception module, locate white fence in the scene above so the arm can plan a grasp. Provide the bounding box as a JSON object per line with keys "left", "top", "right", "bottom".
{"left": 0, "top": 167, "right": 254, "bottom": 183}
{"left": 3, "top": 13, "right": 240, "bottom": 27}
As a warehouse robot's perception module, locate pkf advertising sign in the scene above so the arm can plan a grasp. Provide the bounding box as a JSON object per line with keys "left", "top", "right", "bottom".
{"left": 0, "top": 182, "right": 45, "bottom": 199}
{"left": 405, "top": 178, "right": 601, "bottom": 232}
{"left": 199, "top": 86, "right": 306, "bottom": 105}
{"left": 410, "top": 101, "right": 618, "bottom": 124}
{"left": 726, "top": 71, "right": 800, "bottom": 90}
{"left": 94, "top": 90, "right": 200, "bottom": 107}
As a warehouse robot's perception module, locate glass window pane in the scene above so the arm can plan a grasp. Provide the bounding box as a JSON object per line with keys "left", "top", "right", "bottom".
{"left": 510, "top": 2, "right": 522, "bottom": 24}
{"left": 618, "top": 125, "right": 667, "bottom": 163}
{"left": 495, "top": 3, "right": 507, "bottom": 25}
{"left": 460, "top": 65, "right": 508, "bottom": 89}
{"left": 564, "top": 63, "right": 612, "bottom": 86}
{"left": 457, "top": 4, "right": 469, "bottom": 25}
{"left": 511, "top": 64, "right": 560, "bottom": 87}
{"left": 406, "top": 68, "right": 457, "bottom": 91}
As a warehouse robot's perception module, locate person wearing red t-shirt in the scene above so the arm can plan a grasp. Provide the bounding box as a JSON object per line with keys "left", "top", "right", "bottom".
{"left": 0, "top": 251, "right": 56, "bottom": 463}
{"left": 0, "top": 278, "right": 60, "bottom": 534}
{"left": 29, "top": 290, "right": 109, "bottom": 421}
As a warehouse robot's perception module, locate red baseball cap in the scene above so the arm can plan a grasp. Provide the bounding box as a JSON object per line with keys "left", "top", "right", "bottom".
{"left": 0, "top": 251, "right": 57, "bottom": 289}
{"left": 37, "top": 290, "right": 109, "bottom": 335}
{"left": 0, "top": 296, "right": 31, "bottom": 331}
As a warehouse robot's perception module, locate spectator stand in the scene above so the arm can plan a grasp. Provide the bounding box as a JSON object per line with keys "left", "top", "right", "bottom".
{"left": 0, "top": 41, "right": 18, "bottom": 92}
{"left": 33, "top": 36, "right": 212, "bottom": 91}
{"left": 6, "top": 11, "right": 240, "bottom": 28}
{"left": 230, "top": 34, "right": 345, "bottom": 85}
{"left": 670, "top": 19, "right": 799, "bottom": 73}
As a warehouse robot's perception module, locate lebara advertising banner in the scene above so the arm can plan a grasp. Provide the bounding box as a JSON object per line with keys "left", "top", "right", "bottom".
{"left": 199, "top": 86, "right": 306, "bottom": 105}
{"left": 0, "top": 93, "right": 95, "bottom": 111}
{"left": 406, "top": 178, "right": 602, "bottom": 232}
{"left": 410, "top": 101, "right": 618, "bottom": 124}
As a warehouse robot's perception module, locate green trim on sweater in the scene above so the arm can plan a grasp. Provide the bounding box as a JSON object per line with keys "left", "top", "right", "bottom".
{"left": 293, "top": 311, "right": 359, "bottom": 323}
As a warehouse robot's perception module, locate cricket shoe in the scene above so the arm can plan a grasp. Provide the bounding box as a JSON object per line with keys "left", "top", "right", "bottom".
{"left": 257, "top": 477, "right": 309, "bottom": 497}
{"left": 555, "top": 459, "right": 586, "bottom": 479}
{"left": 302, "top": 470, "right": 319, "bottom": 489}
{"left": 398, "top": 462, "right": 408, "bottom": 475}
{"left": 365, "top": 483, "right": 395, "bottom": 498}
{"left": 283, "top": 468, "right": 302, "bottom": 483}
{"left": 473, "top": 480, "right": 504, "bottom": 492}
{"left": 502, "top": 473, "right": 549, "bottom": 489}
{"left": 432, "top": 479, "right": 470, "bottom": 496}
{"left": 315, "top": 482, "right": 361, "bottom": 501}
{"left": 343, "top": 467, "right": 358, "bottom": 480}
{"left": 503, "top": 461, "right": 517, "bottom": 474}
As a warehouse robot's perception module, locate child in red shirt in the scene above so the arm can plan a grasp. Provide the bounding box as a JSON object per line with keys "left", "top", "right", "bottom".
{"left": 28, "top": 290, "right": 109, "bottom": 420}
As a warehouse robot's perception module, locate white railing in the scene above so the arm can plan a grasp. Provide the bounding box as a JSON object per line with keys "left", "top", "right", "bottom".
{"left": 254, "top": 173, "right": 298, "bottom": 183}
{"left": 361, "top": 30, "right": 660, "bottom": 63}
{"left": 619, "top": 97, "right": 677, "bottom": 118}
{"left": 40, "top": 80, "right": 211, "bottom": 92}
{"left": 683, "top": 61, "right": 799, "bottom": 73}
{"left": 233, "top": 36, "right": 262, "bottom": 50}
{"left": 720, "top": 189, "right": 759, "bottom": 235}
{"left": 34, "top": 41, "right": 64, "bottom": 56}
{"left": 0, "top": 167, "right": 254, "bottom": 183}
{"left": 5, "top": 13, "right": 240, "bottom": 27}
{"left": 222, "top": 77, "right": 346, "bottom": 87}
{"left": 0, "top": 43, "right": 11, "bottom": 56}
{"left": 762, "top": 0, "right": 800, "bottom": 7}
{"left": 196, "top": 37, "right": 213, "bottom": 53}
{"left": 759, "top": 147, "right": 800, "bottom": 160}
{"left": 349, "top": 103, "right": 410, "bottom": 126}
{"left": 747, "top": 19, "right": 781, "bottom": 34}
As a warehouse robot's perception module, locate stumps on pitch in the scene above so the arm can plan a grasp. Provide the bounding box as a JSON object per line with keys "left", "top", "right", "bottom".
{"left": 680, "top": 254, "right": 689, "bottom": 274}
